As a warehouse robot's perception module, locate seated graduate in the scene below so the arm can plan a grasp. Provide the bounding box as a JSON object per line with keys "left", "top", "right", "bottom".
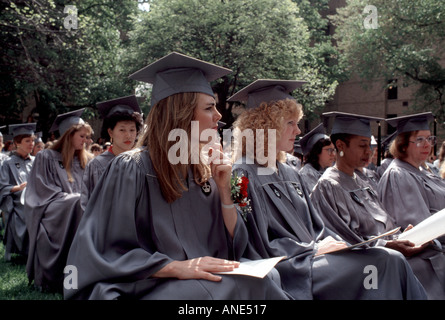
{"left": 80, "top": 95, "right": 144, "bottom": 210}
{"left": 379, "top": 112, "right": 445, "bottom": 227}
{"left": 228, "top": 79, "right": 427, "bottom": 300}
{"left": 24, "top": 109, "right": 93, "bottom": 293}
{"left": 64, "top": 52, "right": 290, "bottom": 300}
{"left": 378, "top": 112, "right": 445, "bottom": 299}
{"left": 0, "top": 123, "right": 36, "bottom": 260}
{"left": 310, "top": 112, "right": 444, "bottom": 299}
{"left": 298, "top": 123, "right": 336, "bottom": 193}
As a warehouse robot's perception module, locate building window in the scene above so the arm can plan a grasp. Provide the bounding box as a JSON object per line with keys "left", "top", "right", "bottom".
{"left": 387, "top": 79, "right": 398, "bottom": 100}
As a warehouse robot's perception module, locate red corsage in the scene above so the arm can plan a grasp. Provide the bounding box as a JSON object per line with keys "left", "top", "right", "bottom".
{"left": 230, "top": 172, "right": 252, "bottom": 221}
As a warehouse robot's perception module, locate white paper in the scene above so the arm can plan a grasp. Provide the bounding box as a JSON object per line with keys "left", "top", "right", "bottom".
{"left": 215, "top": 256, "right": 286, "bottom": 278}
{"left": 397, "top": 207, "right": 445, "bottom": 246}
{"left": 20, "top": 187, "right": 26, "bottom": 205}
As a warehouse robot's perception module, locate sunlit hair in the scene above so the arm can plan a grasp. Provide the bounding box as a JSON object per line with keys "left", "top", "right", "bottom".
{"left": 438, "top": 141, "right": 445, "bottom": 164}
{"left": 389, "top": 131, "right": 418, "bottom": 160}
{"left": 232, "top": 98, "right": 303, "bottom": 165}
{"left": 50, "top": 122, "right": 93, "bottom": 183}
{"left": 137, "top": 92, "right": 211, "bottom": 203}
{"left": 440, "top": 160, "right": 445, "bottom": 179}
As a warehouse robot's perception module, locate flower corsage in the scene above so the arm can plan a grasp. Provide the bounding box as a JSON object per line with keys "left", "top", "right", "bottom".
{"left": 230, "top": 172, "right": 252, "bottom": 222}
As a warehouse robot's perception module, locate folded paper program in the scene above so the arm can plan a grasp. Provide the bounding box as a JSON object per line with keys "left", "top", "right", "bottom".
{"left": 398, "top": 208, "right": 445, "bottom": 246}
{"left": 215, "top": 256, "right": 287, "bottom": 278}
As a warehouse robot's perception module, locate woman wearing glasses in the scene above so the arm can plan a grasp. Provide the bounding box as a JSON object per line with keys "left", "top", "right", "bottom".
{"left": 298, "top": 123, "right": 336, "bottom": 193}
{"left": 378, "top": 113, "right": 445, "bottom": 228}
{"left": 378, "top": 113, "right": 445, "bottom": 300}
{"left": 310, "top": 112, "right": 445, "bottom": 300}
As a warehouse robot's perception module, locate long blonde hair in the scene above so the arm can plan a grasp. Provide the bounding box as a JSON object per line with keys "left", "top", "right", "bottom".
{"left": 138, "top": 92, "right": 211, "bottom": 203}
{"left": 50, "top": 123, "right": 93, "bottom": 182}
{"left": 233, "top": 98, "right": 303, "bottom": 165}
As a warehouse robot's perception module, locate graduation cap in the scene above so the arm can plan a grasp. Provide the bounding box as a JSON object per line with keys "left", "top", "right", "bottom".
{"left": 227, "top": 79, "right": 306, "bottom": 109}
{"left": 96, "top": 95, "right": 142, "bottom": 119}
{"left": 381, "top": 131, "right": 397, "bottom": 150}
{"left": 50, "top": 108, "right": 85, "bottom": 135}
{"left": 128, "top": 52, "right": 232, "bottom": 106}
{"left": 8, "top": 123, "right": 37, "bottom": 138}
{"left": 299, "top": 123, "right": 329, "bottom": 155}
{"left": 386, "top": 112, "right": 434, "bottom": 134}
{"left": 293, "top": 141, "right": 303, "bottom": 155}
{"left": 322, "top": 111, "right": 384, "bottom": 138}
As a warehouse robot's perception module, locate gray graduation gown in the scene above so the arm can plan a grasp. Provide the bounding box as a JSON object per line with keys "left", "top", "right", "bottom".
{"left": 80, "top": 150, "right": 114, "bottom": 211}
{"left": 377, "top": 158, "right": 393, "bottom": 177}
{"left": 24, "top": 149, "right": 85, "bottom": 292}
{"left": 378, "top": 158, "right": 445, "bottom": 299}
{"left": 0, "top": 152, "right": 8, "bottom": 163}
{"left": 64, "top": 148, "right": 289, "bottom": 300}
{"left": 0, "top": 152, "right": 34, "bottom": 259}
{"left": 298, "top": 163, "right": 323, "bottom": 193}
{"left": 312, "top": 166, "right": 445, "bottom": 299}
{"left": 311, "top": 167, "right": 391, "bottom": 246}
{"left": 233, "top": 159, "right": 427, "bottom": 300}
{"left": 285, "top": 153, "right": 301, "bottom": 171}
{"left": 378, "top": 158, "right": 445, "bottom": 228}
{"left": 356, "top": 167, "right": 379, "bottom": 191}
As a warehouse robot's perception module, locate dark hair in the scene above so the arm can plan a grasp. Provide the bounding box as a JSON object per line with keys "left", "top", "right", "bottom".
{"left": 90, "top": 143, "right": 102, "bottom": 153}
{"left": 13, "top": 134, "right": 34, "bottom": 145}
{"left": 330, "top": 133, "right": 353, "bottom": 150}
{"left": 304, "top": 137, "right": 332, "bottom": 171}
{"left": 101, "top": 111, "right": 144, "bottom": 140}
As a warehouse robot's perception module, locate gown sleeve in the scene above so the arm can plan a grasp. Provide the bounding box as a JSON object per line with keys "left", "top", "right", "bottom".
{"left": 378, "top": 167, "right": 431, "bottom": 228}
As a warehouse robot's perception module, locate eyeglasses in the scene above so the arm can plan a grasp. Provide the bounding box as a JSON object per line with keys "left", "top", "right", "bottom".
{"left": 409, "top": 136, "right": 436, "bottom": 147}
{"left": 323, "top": 148, "right": 336, "bottom": 155}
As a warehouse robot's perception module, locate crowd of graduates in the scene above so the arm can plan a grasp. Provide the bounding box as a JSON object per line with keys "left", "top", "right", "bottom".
{"left": 0, "top": 52, "right": 444, "bottom": 300}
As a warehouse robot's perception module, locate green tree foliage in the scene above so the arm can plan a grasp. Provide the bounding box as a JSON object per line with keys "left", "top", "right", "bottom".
{"left": 0, "top": 0, "right": 139, "bottom": 137}
{"left": 331, "top": 0, "right": 445, "bottom": 122}
{"left": 124, "top": 0, "right": 339, "bottom": 125}
{"left": 1, "top": 0, "right": 340, "bottom": 134}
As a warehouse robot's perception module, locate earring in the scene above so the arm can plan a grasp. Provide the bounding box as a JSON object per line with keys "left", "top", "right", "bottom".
{"left": 339, "top": 151, "right": 344, "bottom": 157}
